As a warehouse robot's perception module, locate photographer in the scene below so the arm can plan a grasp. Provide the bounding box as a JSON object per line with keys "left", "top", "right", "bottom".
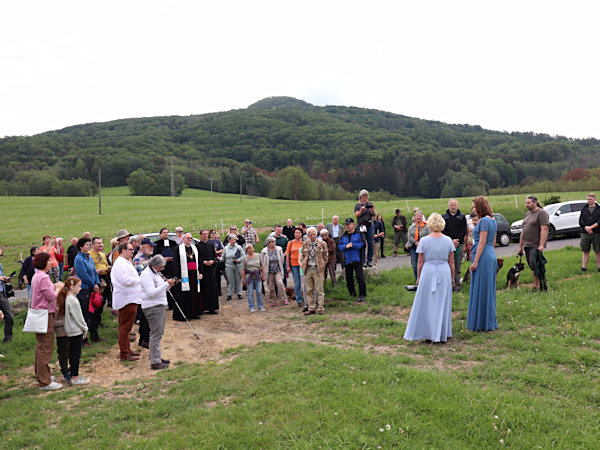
{"left": 354, "top": 189, "right": 376, "bottom": 267}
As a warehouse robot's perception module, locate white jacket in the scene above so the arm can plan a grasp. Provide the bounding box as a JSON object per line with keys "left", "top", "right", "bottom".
{"left": 110, "top": 256, "right": 142, "bottom": 310}
{"left": 140, "top": 266, "right": 170, "bottom": 309}
{"left": 64, "top": 294, "right": 88, "bottom": 337}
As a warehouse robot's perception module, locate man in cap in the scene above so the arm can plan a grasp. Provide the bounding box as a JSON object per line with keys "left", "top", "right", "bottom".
{"left": 133, "top": 238, "right": 156, "bottom": 348}
{"left": 391, "top": 209, "right": 408, "bottom": 256}
{"left": 338, "top": 218, "right": 367, "bottom": 302}
{"left": 110, "top": 229, "right": 132, "bottom": 264}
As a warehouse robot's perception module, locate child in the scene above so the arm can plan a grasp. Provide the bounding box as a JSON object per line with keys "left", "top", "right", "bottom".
{"left": 56, "top": 276, "right": 90, "bottom": 386}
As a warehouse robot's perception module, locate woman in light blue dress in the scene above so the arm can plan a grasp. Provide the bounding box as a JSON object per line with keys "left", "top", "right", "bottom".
{"left": 466, "top": 196, "right": 498, "bottom": 331}
{"left": 404, "top": 213, "right": 456, "bottom": 343}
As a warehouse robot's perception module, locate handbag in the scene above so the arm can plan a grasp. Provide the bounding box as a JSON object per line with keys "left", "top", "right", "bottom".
{"left": 23, "top": 307, "right": 49, "bottom": 334}
{"left": 4, "top": 283, "right": 14, "bottom": 298}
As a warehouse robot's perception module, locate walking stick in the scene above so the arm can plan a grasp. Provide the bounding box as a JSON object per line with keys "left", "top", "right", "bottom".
{"left": 167, "top": 289, "right": 200, "bottom": 340}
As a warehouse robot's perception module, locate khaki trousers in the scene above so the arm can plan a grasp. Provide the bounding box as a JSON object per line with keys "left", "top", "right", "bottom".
{"left": 35, "top": 313, "right": 55, "bottom": 387}
{"left": 304, "top": 268, "right": 324, "bottom": 312}
{"left": 265, "top": 272, "right": 287, "bottom": 304}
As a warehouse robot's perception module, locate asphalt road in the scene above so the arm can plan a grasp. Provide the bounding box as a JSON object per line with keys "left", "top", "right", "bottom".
{"left": 375, "top": 235, "right": 580, "bottom": 271}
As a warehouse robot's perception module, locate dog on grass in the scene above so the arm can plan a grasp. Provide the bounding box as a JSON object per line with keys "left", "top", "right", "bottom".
{"left": 506, "top": 261, "right": 525, "bottom": 288}
{"left": 285, "top": 287, "right": 296, "bottom": 302}
{"left": 460, "top": 258, "right": 504, "bottom": 284}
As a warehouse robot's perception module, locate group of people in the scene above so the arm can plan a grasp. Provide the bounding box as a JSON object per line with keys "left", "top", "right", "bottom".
{"left": 5, "top": 189, "right": 598, "bottom": 389}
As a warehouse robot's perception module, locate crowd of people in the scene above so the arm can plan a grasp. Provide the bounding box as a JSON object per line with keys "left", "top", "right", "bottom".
{"left": 2, "top": 190, "right": 599, "bottom": 390}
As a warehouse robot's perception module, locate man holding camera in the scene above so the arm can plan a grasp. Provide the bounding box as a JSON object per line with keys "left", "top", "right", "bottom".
{"left": 242, "top": 219, "right": 259, "bottom": 247}
{"left": 354, "top": 189, "right": 376, "bottom": 267}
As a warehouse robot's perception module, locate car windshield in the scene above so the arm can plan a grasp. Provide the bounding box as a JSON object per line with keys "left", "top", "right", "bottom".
{"left": 544, "top": 204, "right": 558, "bottom": 215}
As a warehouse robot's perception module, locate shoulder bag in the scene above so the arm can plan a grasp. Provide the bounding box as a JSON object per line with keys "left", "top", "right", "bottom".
{"left": 23, "top": 296, "right": 49, "bottom": 334}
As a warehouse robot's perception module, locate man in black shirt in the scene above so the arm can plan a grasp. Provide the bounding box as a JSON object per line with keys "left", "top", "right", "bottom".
{"left": 442, "top": 199, "right": 468, "bottom": 291}
{"left": 282, "top": 219, "right": 295, "bottom": 241}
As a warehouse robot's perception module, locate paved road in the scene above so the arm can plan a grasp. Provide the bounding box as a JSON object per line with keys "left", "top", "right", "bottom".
{"left": 375, "top": 236, "right": 580, "bottom": 271}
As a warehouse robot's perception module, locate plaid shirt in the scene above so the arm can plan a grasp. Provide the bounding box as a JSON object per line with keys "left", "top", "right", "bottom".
{"left": 242, "top": 226, "right": 259, "bottom": 246}
{"left": 133, "top": 251, "right": 150, "bottom": 275}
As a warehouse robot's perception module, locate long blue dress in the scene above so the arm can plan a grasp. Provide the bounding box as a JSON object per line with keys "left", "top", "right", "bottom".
{"left": 466, "top": 216, "right": 498, "bottom": 331}
{"left": 404, "top": 235, "right": 455, "bottom": 342}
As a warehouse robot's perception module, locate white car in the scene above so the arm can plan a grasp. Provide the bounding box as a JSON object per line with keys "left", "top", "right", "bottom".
{"left": 510, "top": 200, "right": 587, "bottom": 241}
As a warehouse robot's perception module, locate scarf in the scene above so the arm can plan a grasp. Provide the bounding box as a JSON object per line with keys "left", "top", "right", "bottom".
{"left": 178, "top": 244, "right": 201, "bottom": 292}
{"left": 415, "top": 220, "right": 427, "bottom": 243}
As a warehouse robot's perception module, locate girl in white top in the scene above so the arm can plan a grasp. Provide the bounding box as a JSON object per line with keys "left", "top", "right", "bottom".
{"left": 57, "top": 276, "right": 89, "bottom": 385}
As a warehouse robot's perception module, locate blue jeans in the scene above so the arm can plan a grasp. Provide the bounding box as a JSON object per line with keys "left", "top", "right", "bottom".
{"left": 409, "top": 246, "right": 418, "bottom": 280}
{"left": 58, "top": 262, "right": 64, "bottom": 281}
{"left": 365, "top": 224, "right": 374, "bottom": 264}
{"left": 247, "top": 278, "right": 263, "bottom": 310}
{"left": 26, "top": 283, "right": 32, "bottom": 300}
{"left": 290, "top": 265, "right": 303, "bottom": 305}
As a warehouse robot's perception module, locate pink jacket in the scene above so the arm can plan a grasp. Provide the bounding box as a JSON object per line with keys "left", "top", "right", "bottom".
{"left": 31, "top": 270, "right": 58, "bottom": 313}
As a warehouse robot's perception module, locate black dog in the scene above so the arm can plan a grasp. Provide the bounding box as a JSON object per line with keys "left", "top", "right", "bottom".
{"left": 506, "top": 261, "right": 525, "bottom": 288}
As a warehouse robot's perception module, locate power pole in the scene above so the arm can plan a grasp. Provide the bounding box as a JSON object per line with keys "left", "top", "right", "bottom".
{"left": 239, "top": 173, "right": 243, "bottom": 203}
{"left": 98, "top": 159, "right": 102, "bottom": 215}
{"left": 170, "top": 158, "right": 175, "bottom": 197}
{"left": 209, "top": 178, "right": 214, "bottom": 197}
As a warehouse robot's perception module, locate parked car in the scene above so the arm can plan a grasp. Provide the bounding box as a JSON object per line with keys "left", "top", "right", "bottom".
{"left": 510, "top": 200, "right": 587, "bottom": 241}
{"left": 493, "top": 213, "right": 511, "bottom": 246}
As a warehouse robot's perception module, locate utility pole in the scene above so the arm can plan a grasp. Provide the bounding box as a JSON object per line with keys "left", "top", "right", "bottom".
{"left": 209, "top": 178, "right": 214, "bottom": 197}
{"left": 170, "top": 158, "right": 175, "bottom": 197}
{"left": 239, "top": 173, "right": 243, "bottom": 203}
{"left": 98, "top": 159, "right": 102, "bottom": 215}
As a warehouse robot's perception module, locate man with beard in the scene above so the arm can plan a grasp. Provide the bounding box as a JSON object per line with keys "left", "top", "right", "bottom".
{"left": 197, "top": 229, "right": 219, "bottom": 314}
{"left": 442, "top": 199, "right": 468, "bottom": 291}
{"left": 518, "top": 195, "right": 549, "bottom": 291}
{"left": 172, "top": 233, "right": 203, "bottom": 321}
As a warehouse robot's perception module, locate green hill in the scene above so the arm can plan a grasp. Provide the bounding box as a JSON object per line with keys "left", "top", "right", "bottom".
{"left": 1, "top": 97, "right": 599, "bottom": 198}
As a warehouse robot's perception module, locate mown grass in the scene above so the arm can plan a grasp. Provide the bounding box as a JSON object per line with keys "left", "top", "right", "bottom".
{"left": 2, "top": 246, "right": 600, "bottom": 447}
{"left": 0, "top": 188, "right": 590, "bottom": 276}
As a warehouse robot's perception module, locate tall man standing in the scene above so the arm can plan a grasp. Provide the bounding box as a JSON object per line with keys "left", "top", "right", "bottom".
{"left": 391, "top": 209, "right": 407, "bottom": 256}
{"left": 273, "top": 224, "right": 289, "bottom": 288}
{"left": 518, "top": 195, "right": 549, "bottom": 291}
{"left": 338, "top": 218, "right": 367, "bottom": 302}
{"left": 197, "top": 229, "right": 219, "bottom": 314}
{"left": 111, "top": 242, "right": 142, "bottom": 362}
{"left": 578, "top": 193, "right": 600, "bottom": 272}
{"left": 442, "top": 199, "right": 468, "bottom": 291}
{"left": 242, "top": 219, "right": 260, "bottom": 247}
{"left": 326, "top": 215, "right": 345, "bottom": 270}
{"left": 173, "top": 233, "right": 203, "bottom": 321}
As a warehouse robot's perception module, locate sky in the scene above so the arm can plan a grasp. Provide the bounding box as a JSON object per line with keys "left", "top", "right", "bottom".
{"left": 1, "top": 1, "right": 599, "bottom": 139}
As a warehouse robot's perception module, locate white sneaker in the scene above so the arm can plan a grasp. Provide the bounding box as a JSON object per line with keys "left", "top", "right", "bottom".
{"left": 259, "top": 307, "right": 266, "bottom": 312}
{"left": 40, "top": 381, "right": 63, "bottom": 391}
{"left": 250, "top": 309, "right": 256, "bottom": 313}
{"left": 71, "top": 377, "right": 89, "bottom": 385}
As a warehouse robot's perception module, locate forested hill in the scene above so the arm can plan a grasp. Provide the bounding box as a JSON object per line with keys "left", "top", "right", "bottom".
{"left": 1, "top": 95, "right": 599, "bottom": 198}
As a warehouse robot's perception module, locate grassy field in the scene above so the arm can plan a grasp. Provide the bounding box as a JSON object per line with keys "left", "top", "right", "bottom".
{"left": 0, "top": 188, "right": 591, "bottom": 276}
{"left": 1, "top": 245, "right": 599, "bottom": 447}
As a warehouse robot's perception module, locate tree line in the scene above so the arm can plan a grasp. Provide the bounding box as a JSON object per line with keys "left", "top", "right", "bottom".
{"left": 1, "top": 96, "right": 600, "bottom": 198}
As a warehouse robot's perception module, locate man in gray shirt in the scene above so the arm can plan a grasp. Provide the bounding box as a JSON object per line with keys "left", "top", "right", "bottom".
{"left": 518, "top": 195, "right": 549, "bottom": 290}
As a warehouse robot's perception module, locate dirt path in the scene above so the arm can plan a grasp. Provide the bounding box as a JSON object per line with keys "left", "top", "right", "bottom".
{"left": 19, "top": 299, "right": 330, "bottom": 389}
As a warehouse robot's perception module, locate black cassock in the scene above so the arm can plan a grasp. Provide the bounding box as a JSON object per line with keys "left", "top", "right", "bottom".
{"left": 197, "top": 240, "right": 219, "bottom": 312}
{"left": 172, "top": 244, "right": 202, "bottom": 321}
{"left": 153, "top": 238, "right": 179, "bottom": 278}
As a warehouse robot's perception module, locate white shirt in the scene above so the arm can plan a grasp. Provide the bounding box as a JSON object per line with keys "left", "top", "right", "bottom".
{"left": 140, "top": 266, "right": 170, "bottom": 309}
{"left": 110, "top": 256, "right": 142, "bottom": 310}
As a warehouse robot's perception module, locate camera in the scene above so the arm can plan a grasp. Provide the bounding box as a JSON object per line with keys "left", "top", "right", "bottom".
{"left": 365, "top": 202, "right": 374, "bottom": 208}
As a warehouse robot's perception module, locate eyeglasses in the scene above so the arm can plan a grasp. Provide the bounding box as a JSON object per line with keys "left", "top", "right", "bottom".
{"left": 125, "top": 247, "right": 134, "bottom": 251}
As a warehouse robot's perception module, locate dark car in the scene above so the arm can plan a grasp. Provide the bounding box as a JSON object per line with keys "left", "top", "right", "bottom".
{"left": 493, "top": 213, "right": 511, "bottom": 247}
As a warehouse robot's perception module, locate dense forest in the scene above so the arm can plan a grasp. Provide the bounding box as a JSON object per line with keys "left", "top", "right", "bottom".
{"left": 1, "top": 96, "right": 600, "bottom": 198}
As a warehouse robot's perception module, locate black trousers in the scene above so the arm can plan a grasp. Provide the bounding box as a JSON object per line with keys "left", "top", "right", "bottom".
{"left": 77, "top": 289, "right": 100, "bottom": 342}
{"left": 138, "top": 305, "right": 150, "bottom": 345}
{"left": 56, "top": 334, "right": 83, "bottom": 377}
{"left": 333, "top": 238, "right": 345, "bottom": 269}
{"left": 345, "top": 261, "right": 366, "bottom": 297}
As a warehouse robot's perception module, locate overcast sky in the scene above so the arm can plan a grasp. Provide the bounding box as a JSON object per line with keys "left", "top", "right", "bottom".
{"left": 1, "top": 1, "right": 599, "bottom": 139}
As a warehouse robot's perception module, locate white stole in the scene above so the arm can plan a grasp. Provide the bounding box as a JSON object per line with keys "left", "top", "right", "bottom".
{"left": 179, "top": 244, "right": 201, "bottom": 292}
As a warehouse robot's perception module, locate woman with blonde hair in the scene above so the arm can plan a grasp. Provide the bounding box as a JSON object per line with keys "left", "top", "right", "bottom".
{"left": 404, "top": 213, "right": 455, "bottom": 343}
{"left": 467, "top": 196, "right": 498, "bottom": 331}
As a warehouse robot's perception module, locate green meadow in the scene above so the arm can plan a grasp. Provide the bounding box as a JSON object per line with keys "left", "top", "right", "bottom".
{"left": 1, "top": 190, "right": 598, "bottom": 447}
{"left": 1, "top": 245, "right": 599, "bottom": 447}
{"left": 0, "top": 188, "right": 590, "bottom": 275}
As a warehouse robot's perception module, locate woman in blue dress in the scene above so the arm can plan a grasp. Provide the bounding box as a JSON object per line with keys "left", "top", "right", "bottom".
{"left": 404, "top": 213, "right": 456, "bottom": 343}
{"left": 467, "top": 196, "right": 498, "bottom": 331}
